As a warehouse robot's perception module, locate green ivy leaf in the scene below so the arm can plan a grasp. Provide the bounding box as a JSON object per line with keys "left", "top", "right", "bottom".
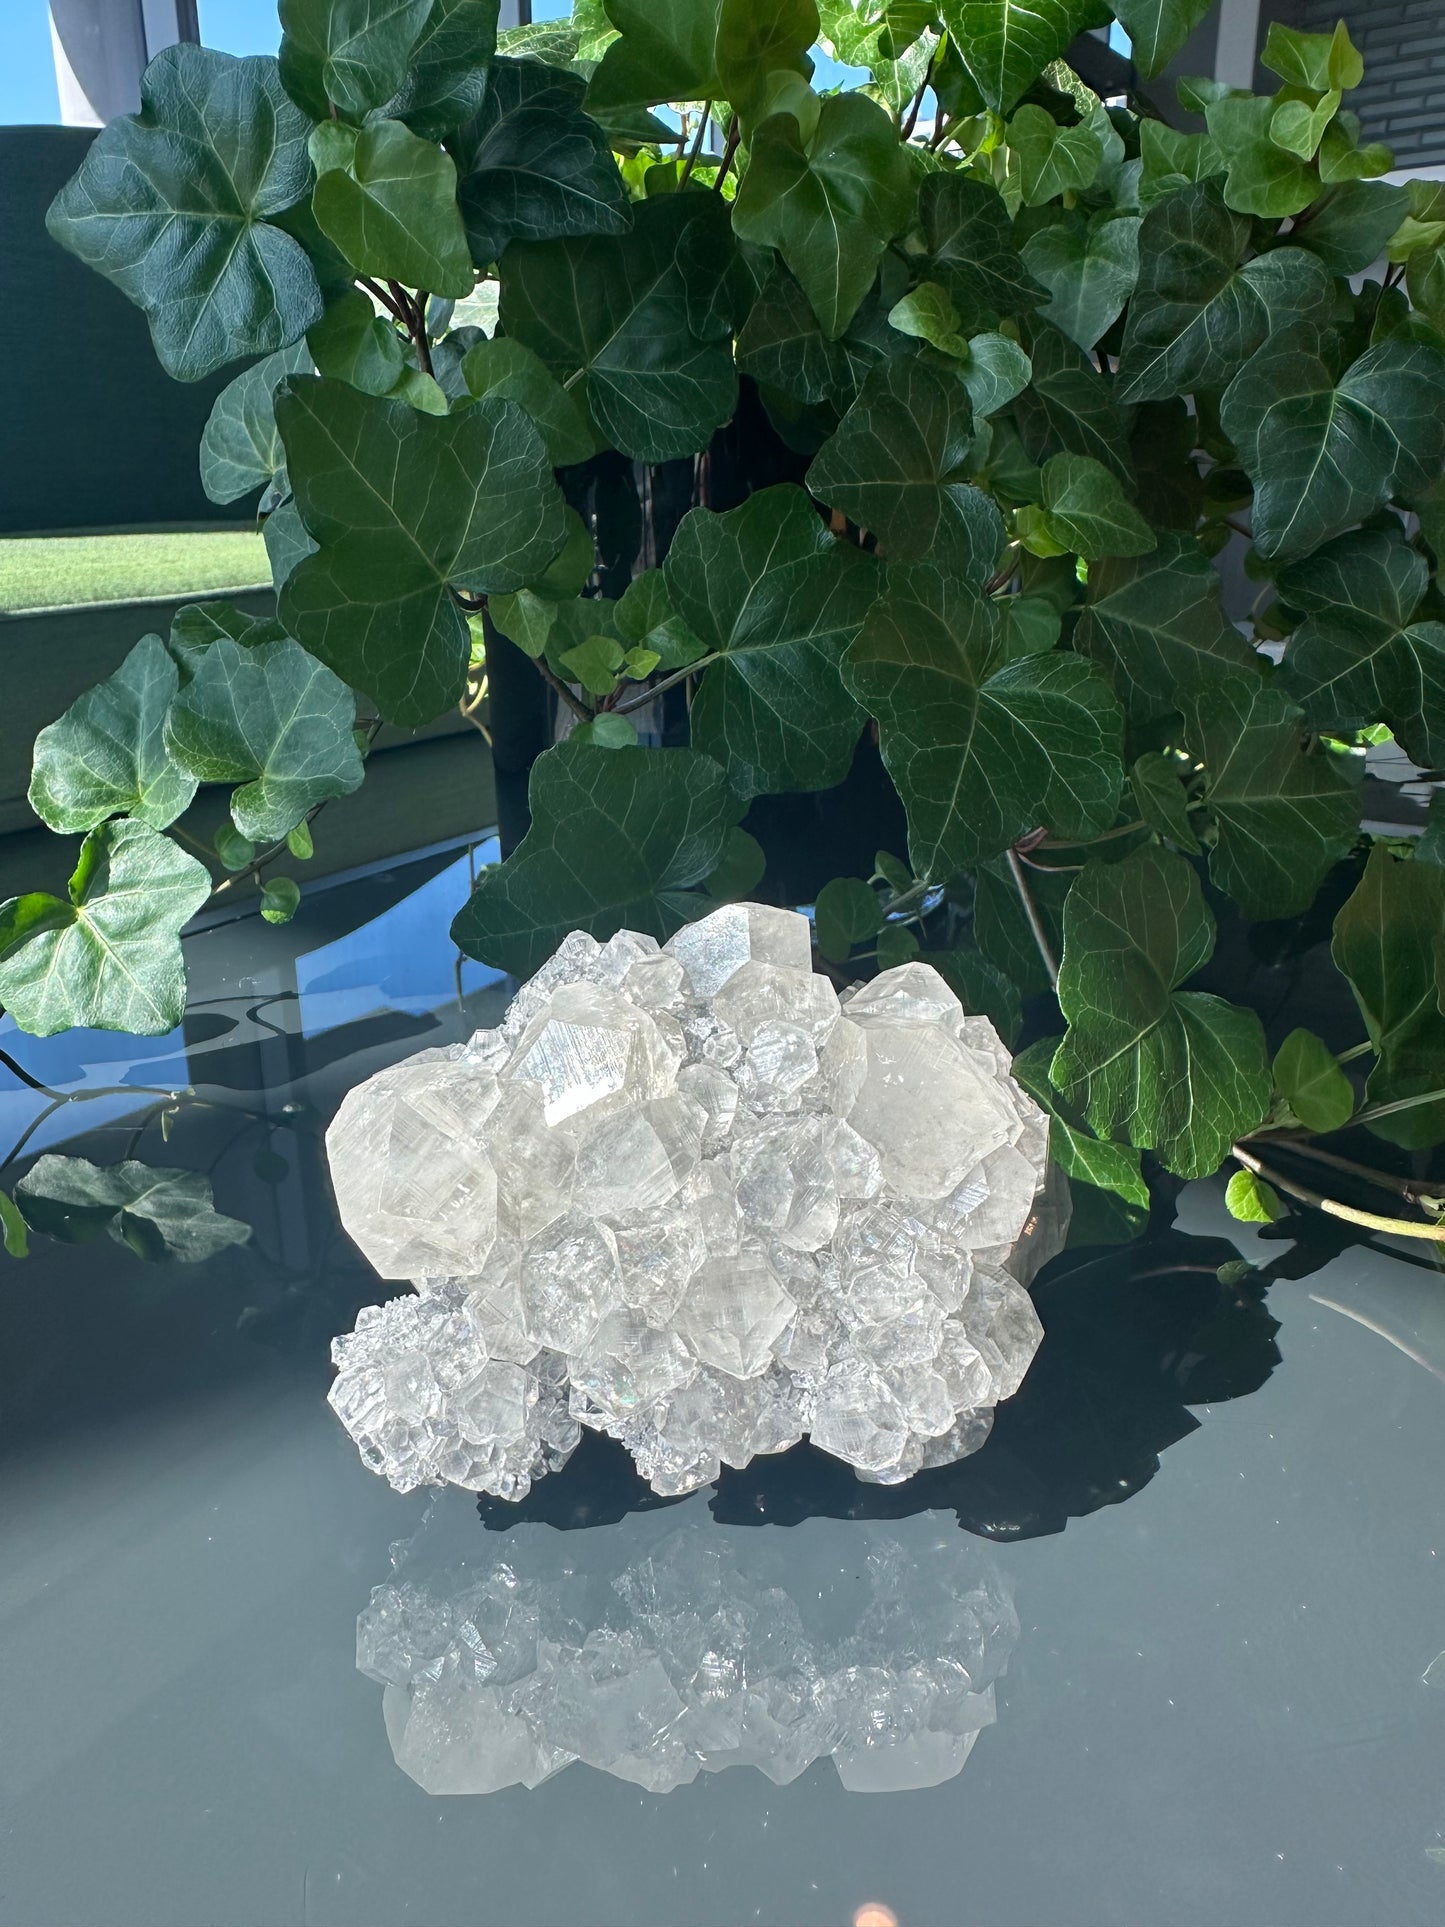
{"left": 451, "top": 740, "right": 747, "bottom": 976}
{"left": 843, "top": 561, "right": 1124, "bottom": 875}
{"left": 1295, "top": 180, "right": 1410, "bottom": 276}
{"left": 733, "top": 94, "right": 915, "bottom": 340}
{"left": 973, "top": 851, "right": 1071, "bottom": 996}
{"left": 1181, "top": 674, "right": 1360, "bottom": 919}
{"left": 276, "top": 376, "right": 568, "bottom": 725}
{"left": 942, "top": 0, "right": 1103, "bottom": 115}
{"left": 921, "top": 173, "right": 1045, "bottom": 336}
{"left": 1021, "top": 213, "right": 1140, "bottom": 353}
{"left": 1205, "top": 94, "right": 1318, "bottom": 219}
{"left": 1273, "top": 1026, "right": 1355, "bottom": 1133}
{"left": 1225, "top": 1168, "right": 1285, "bottom": 1223}
{"left": 570, "top": 712, "right": 638, "bottom": 750}
{"left": 1011, "top": 1037, "right": 1152, "bottom": 1204}
{"left": 214, "top": 824, "right": 256, "bottom": 871}
{"left": 559, "top": 632, "right": 625, "bottom": 695}
{"left": 960, "top": 333, "right": 1033, "bottom": 418}
{"left": 307, "top": 288, "right": 406, "bottom": 397}
{"left": 0, "top": 1190, "right": 29, "bottom": 1259}
{"left": 164, "top": 638, "right": 363, "bottom": 843}
{"left": 922, "top": 944, "right": 1024, "bottom": 1043}
{"left": 1261, "top": 18, "right": 1363, "bottom": 93}
{"left": 1130, "top": 749, "right": 1201, "bottom": 852}
{"left": 1013, "top": 317, "right": 1133, "bottom": 480}
{"left": 1332, "top": 845, "right": 1445, "bottom": 1148}
{"left": 996, "top": 590, "right": 1060, "bottom": 659}
{"left": 261, "top": 876, "right": 303, "bottom": 924}
{"left": 807, "top": 358, "right": 1005, "bottom": 579}
{"left": 309, "top": 118, "right": 474, "bottom": 296}
{"left": 1222, "top": 334, "right": 1445, "bottom": 562}
{"left": 199, "top": 341, "right": 311, "bottom": 505}
{"left": 585, "top": 0, "right": 819, "bottom": 124}
{"left": 0, "top": 820, "right": 211, "bottom": 1038}
{"left": 875, "top": 922, "right": 921, "bottom": 969}
{"left": 1110, "top": 0, "right": 1214, "bottom": 79}
{"left": 1283, "top": 613, "right": 1445, "bottom": 770}
{"left": 500, "top": 194, "right": 740, "bottom": 462}
{"left": 1051, "top": 843, "right": 1272, "bottom": 1178}
{"left": 263, "top": 499, "right": 318, "bottom": 592}
{"left": 1008, "top": 104, "right": 1104, "bottom": 206}
{"left": 46, "top": 46, "right": 322, "bottom": 381}
{"left": 379, "top": 0, "right": 500, "bottom": 138}
{"left": 815, "top": 875, "right": 882, "bottom": 961}
{"left": 819, "top": 0, "right": 939, "bottom": 113}
{"left": 278, "top": 0, "right": 433, "bottom": 121}
{"left": 460, "top": 336, "right": 597, "bottom": 466}
{"left": 450, "top": 56, "right": 631, "bottom": 266}
{"left": 888, "top": 282, "right": 968, "bottom": 358}
{"left": 703, "top": 826, "right": 767, "bottom": 901}
{"left": 1022, "top": 452, "right": 1156, "bottom": 560}
{"left": 1073, "top": 532, "right": 1259, "bottom": 721}
{"left": 1277, "top": 524, "right": 1429, "bottom": 638}
{"left": 1116, "top": 183, "right": 1331, "bottom": 404}
{"left": 665, "top": 484, "right": 877, "bottom": 797}
{"left": 1137, "top": 120, "right": 1223, "bottom": 210}
{"left": 615, "top": 571, "right": 708, "bottom": 672}
{"left": 29, "top": 636, "right": 196, "bottom": 835}
{"left": 14, "top": 1155, "right": 250, "bottom": 1262}
{"left": 287, "top": 819, "right": 315, "bottom": 860}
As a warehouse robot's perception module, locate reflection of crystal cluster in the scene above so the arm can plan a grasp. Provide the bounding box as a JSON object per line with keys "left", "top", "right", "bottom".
{"left": 359, "top": 1515, "right": 1019, "bottom": 1796}
{"left": 327, "top": 904, "right": 1059, "bottom": 1500}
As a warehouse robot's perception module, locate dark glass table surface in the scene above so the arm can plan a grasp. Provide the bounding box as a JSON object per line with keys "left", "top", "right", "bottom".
{"left": 1, "top": 836, "right": 1442, "bottom": 1927}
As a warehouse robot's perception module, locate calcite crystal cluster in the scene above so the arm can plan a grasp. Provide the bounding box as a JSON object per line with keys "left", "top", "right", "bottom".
{"left": 327, "top": 903, "right": 1057, "bottom": 1499}
{"left": 359, "top": 1515, "right": 1019, "bottom": 1796}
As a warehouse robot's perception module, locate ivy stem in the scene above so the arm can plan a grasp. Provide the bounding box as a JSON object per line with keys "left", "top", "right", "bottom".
{"left": 612, "top": 652, "right": 721, "bottom": 715}
{"left": 389, "top": 281, "right": 433, "bottom": 377}
{"left": 1336, "top": 1040, "right": 1375, "bottom": 1064}
{"left": 1039, "top": 819, "right": 1146, "bottom": 850}
{"left": 712, "top": 115, "right": 741, "bottom": 193}
{"left": 679, "top": 101, "right": 713, "bottom": 186}
{"left": 1231, "top": 1144, "right": 1445, "bottom": 1244}
{"left": 1006, "top": 846, "right": 1059, "bottom": 988}
{"left": 534, "top": 656, "right": 594, "bottom": 723}
{"left": 902, "top": 50, "right": 937, "bottom": 139}
{"left": 1240, "top": 1131, "right": 1445, "bottom": 1203}
{"left": 1353, "top": 1086, "right": 1445, "bottom": 1127}
{"left": 358, "top": 276, "right": 407, "bottom": 323}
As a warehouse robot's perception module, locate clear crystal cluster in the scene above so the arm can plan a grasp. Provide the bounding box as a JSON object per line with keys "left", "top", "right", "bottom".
{"left": 358, "top": 1518, "right": 1018, "bottom": 1795}
{"left": 327, "top": 903, "right": 1060, "bottom": 1499}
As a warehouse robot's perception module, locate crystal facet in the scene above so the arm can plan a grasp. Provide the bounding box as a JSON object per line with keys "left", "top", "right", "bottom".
{"left": 327, "top": 904, "right": 1060, "bottom": 1497}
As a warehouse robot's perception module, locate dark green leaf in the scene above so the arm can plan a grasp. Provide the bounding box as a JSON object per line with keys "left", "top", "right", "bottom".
{"left": 263, "top": 498, "right": 319, "bottom": 592}
{"left": 1138, "top": 120, "right": 1223, "bottom": 211}
{"left": 815, "top": 876, "right": 882, "bottom": 961}
{"left": 29, "top": 636, "right": 196, "bottom": 835}
{"left": 384, "top": 0, "right": 500, "bottom": 139}
{"left": 460, "top": 335, "right": 597, "bottom": 465}
{"left": 1332, "top": 845, "right": 1445, "bottom": 1147}
{"left": 585, "top": 0, "right": 818, "bottom": 124}
{"left": 922, "top": 173, "right": 1045, "bottom": 335}
{"left": 1273, "top": 1025, "right": 1355, "bottom": 1133}
{"left": 310, "top": 117, "right": 474, "bottom": 296}
{"left": 1296, "top": 180, "right": 1410, "bottom": 276}
{"left": 0, "top": 820, "right": 210, "bottom": 1038}
{"left": 665, "top": 484, "right": 877, "bottom": 797}
{"left": 1073, "top": 532, "right": 1259, "bottom": 722}
{"left": 1021, "top": 213, "right": 1139, "bottom": 353}
{"left": 451, "top": 57, "right": 631, "bottom": 266}
{"left": 1110, "top": 0, "right": 1213, "bottom": 79}
{"left": 1011, "top": 1037, "right": 1151, "bottom": 1203}
{"left": 46, "top": 46, "right": 322, "bottom": 381}
{"left": 924, "top": 944, "right": 1024, "bottom": 1043}
{"left": 973, "top": 852, "right": 1071, "bottom": 995}
{"left": 277, "top": 376, "right": 568, "bottom": 724}
{"left": 1182, "top": 674, "right": 1360, "bottom": 919}
{"left": 615, "top": 570, "right": 708, "bottom": 672}
{"left": 169, "top": 602, "right": 286, "bottom": 661}
{"left": 500, "top": 194, "right": 740, "bottom": 462}
{"left": 1276, "top": 524, "right": 1427, "bottom": 636}
{"left": 941, "top": 0, "right": 1103, "bottom": 114}
{"left": 451, "top": 740, "right": 747, "bottom": 976}
{"left": 278, "top": 0, "right": 432, "bottom": 120}
{"left": 1283, "top": 613, "right": 1445, "bottom": 768}
{"left": 807, "top": 358, "right": 1005, "bottom": 578}
{"left": 307, "top": 289, "right": 406, "bottom": 396}
{"left": 200, "top": 341, "right": 312, "bottom": 504}
{"left": 843, "top": 561, "right": 1124, "bottom": 875}
{"left": 1117, "top": 183, "right": 1331, "bottom": 404}
{"left": 14, "top": 1155, "right": 250, "bottom": 1262}
{"left": 733, "top": 93, "right": 915, "bottom": 339}
{"left": 1222, "top": 334, "right": 1445, "bottom": 562}
{"left": 1013, "top": 317, "right": 1133, "bottom": 480}
{"left": 875, "top": 922, "right": 920, "bottom": 968}
{"left": 0, "top": 1191, "right": 29, "bottom": 1259}
{"left": 1130, "top": 749, "right": 1201, "bottom": 851}
{"left": 164, "top": 639, "right": 363, "bottom": 843}
{"left": 704, "top": 826, "right": 767, "bottom": 901}
{"left": 261, "top": 876, "right": 303, "bottom": 924}
{"left": 1051, "top": 843, "right": 1272, "bottom": 1178}
{"left": 214, "top": 824, "right": 256, "bottom": 871}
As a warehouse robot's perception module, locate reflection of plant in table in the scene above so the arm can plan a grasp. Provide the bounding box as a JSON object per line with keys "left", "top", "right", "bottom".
{"left": 12, "top": 2, "right": 1445, "bottom": 1248}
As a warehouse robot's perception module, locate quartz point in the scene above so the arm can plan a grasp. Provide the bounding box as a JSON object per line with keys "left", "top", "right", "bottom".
{"left": 327, "top": 903, "right": 1061, "bottom": 1498}
{"left": 358, "top": 1505, "right": 1019, "bottom": 1797}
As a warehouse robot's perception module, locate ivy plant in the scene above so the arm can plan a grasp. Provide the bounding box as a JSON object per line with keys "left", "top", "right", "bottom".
{"left": 20, "top": 2, "right": 1445, "bottom": 1251}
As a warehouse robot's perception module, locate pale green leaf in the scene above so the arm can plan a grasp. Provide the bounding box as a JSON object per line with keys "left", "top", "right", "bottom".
{"left": 29, "top": 636, "right": 196, "bottom": 835}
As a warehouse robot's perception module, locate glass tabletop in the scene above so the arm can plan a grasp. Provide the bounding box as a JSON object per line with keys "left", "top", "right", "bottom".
{"left": 2, "top": 836, "right": 1442, "bottom": 1927}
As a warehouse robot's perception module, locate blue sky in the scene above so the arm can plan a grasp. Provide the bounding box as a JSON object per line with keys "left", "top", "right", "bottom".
{"left": 1, "top": 1, "right": 865, "bottom": 124}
